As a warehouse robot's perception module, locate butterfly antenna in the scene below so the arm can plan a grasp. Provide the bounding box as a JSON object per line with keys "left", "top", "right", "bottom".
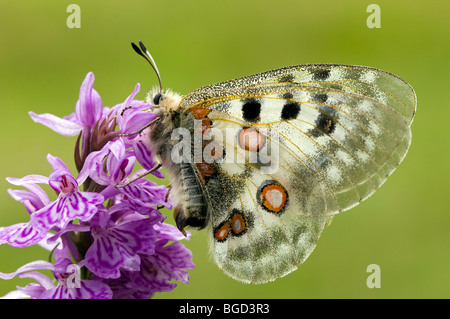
{"left": 131, "top": 41, "right": 163, "bottom": 92}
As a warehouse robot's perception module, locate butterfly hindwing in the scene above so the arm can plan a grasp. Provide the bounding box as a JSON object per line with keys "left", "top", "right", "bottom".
{"left": 208, "top": 170, "right": 329, "bottom": 283}
{"left": 176, "top": 64, "right": 415, "bottom": 282}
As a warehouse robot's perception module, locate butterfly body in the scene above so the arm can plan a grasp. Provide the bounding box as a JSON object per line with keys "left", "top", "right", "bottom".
{"left": 145, "top": 89, "right": 209, "bottom": 233}
{"left": 142, "top": 63, "right": 416, "bottom": 283}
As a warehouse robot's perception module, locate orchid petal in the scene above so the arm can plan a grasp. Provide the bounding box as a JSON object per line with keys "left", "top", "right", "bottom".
{"left": 31, "top": 191, "right": 104, "bottom": 231}
{"left": 0, "top": 260, "right": 55, "bottom": 280}
{"left": 39, "top": 280, "right": 112, "bottom": 299}
{"left": 84, "top": 211, "right": 158, "bottom": 279}
{"left": 29, "top": 111, "right": 82, "bottom": 136}
{"left": 47, "top": 154, "right": 71, "bottom": 174}
{"left": 0, "top": 223, "right": 47, "bottom": 247}
{"left": 75, "top": 72, "right": 103, "bottom": 128}
{"left": 6, "top": 175, "right": 48, "bottom": 185}
{"left": 0, "top": 289, "right": 31, "bottom": 299}
{"left": 18, "top": 271, "right": 55, "bottom": 289}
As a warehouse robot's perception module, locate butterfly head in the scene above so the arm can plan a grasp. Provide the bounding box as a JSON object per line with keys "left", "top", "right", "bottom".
{"left": 145, "top": 87, "right": 182, "bottom": 112}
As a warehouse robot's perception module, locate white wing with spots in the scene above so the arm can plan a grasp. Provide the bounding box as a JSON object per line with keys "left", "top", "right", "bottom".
{"left": 180, "top": 64, "right": 416, "bottom": 283}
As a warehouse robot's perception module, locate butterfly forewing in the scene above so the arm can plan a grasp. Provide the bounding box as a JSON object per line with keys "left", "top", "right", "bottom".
{"left": 177, "top": 64, "right": 415, "bottom": 282}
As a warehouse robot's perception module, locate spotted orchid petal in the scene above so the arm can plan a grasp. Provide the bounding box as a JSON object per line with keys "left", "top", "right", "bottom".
{"left": 84, "top": 211, "right": 159, "bottom": 279}
{"left": 0, "top": 223, "right": 47, "bottom": 247}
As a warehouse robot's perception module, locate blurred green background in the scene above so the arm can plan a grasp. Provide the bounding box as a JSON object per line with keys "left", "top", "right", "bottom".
{"left": 0, "top": 0, "right": 448, "bottom": 299}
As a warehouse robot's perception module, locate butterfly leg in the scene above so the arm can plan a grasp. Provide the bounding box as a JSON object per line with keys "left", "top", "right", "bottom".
{"left": 115, "top": 163, "right": 162, "bottom": 188}
{"left": 156, "top": 184, "right": 172, "bottom": 209}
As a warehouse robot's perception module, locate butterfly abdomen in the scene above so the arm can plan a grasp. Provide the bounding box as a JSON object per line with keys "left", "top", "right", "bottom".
{"left": 172, "top": 162, "right": 209, "bottom": 234}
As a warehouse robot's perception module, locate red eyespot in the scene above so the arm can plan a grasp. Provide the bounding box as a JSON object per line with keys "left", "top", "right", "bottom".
{"left": 201, "top": 119, "right": 212, "bottom": 135}
{"left": 214, "top": 221, "right": 230, "bottom": 242}
{"left": 189, "top": 107, "right": 211, "bottom": 119}
{"left": 195, "top": 162, "right": 215, "bottom": 183}
{"left": 258, "top": 181, "right": 288, "bottom": 214}
{"left": 230, "top": 212, "right": 246, "bottom": 236}
{"left": 203, "top": 140, "right": 224, "bottom": 163}
{"left": 213, "top": 210, "right": 249, "bottom": 242}
{"left": 238, "top": 127, "right": 266, "bottom": 152}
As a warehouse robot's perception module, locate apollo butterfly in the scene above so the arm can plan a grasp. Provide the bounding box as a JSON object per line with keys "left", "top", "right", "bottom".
{"left": 127, "top": 41, "right": 416, "bottom": 283}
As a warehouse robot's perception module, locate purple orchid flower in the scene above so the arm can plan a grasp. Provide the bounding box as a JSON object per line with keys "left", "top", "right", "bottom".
{"left": 99, "top": 221, "right": 194, "bottom": 299}
{"left": 0, "top": 153, "right": 104, "bottom": 249}
{"left": 30, "top": 154, "right": 104, "bottom": 232}
{"left": 1, "top": 72, "right": 194, "bottom": 299}
{"left": 80, "top": 138, "right": 171, "bottom": 214}
{"left": 0, "top": 178, "right": 50, "bottom": 247}
{"left": 84, "top": 210, "right": 160, "bottom": 279}
{"left": 0, "top": 243, "right": 112, "bottom": 299}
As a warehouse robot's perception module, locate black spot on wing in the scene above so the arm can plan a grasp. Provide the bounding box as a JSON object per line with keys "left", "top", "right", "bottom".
{"left": 281, "top": 92, "right": 293, "bottom": 99}
{"left": 315, "top": 114, "right": 336, "bottom": 135}
{"left": 279, "top": 74, "right": 294, "bottom": 82}
{"left": 242, "top": 99, "right": 261, "bottom": 123}
{"left": 312, "top": 93, "right": 328, "bottom": 103}
{"left": 310, "top": 106, "right": 338, "bottom": 137}
{"left": 312, "top": 69, "right": 331, "bottom": 81}
{"left": 281, "top": 102, "right": 301, "bottom": 120}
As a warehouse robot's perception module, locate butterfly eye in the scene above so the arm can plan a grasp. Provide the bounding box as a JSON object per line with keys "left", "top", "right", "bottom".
{"left": 153, "top": 92, "right": 163, "bottom": 105}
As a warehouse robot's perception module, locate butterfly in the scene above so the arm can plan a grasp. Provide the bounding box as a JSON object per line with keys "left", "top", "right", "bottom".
{"left": 128, "top": 41, "right": 416, "bottom": 283}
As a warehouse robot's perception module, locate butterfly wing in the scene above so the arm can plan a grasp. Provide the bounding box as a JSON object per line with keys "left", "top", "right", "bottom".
{"left": 180, "top": 64, "right": 416, "bottom": 283}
